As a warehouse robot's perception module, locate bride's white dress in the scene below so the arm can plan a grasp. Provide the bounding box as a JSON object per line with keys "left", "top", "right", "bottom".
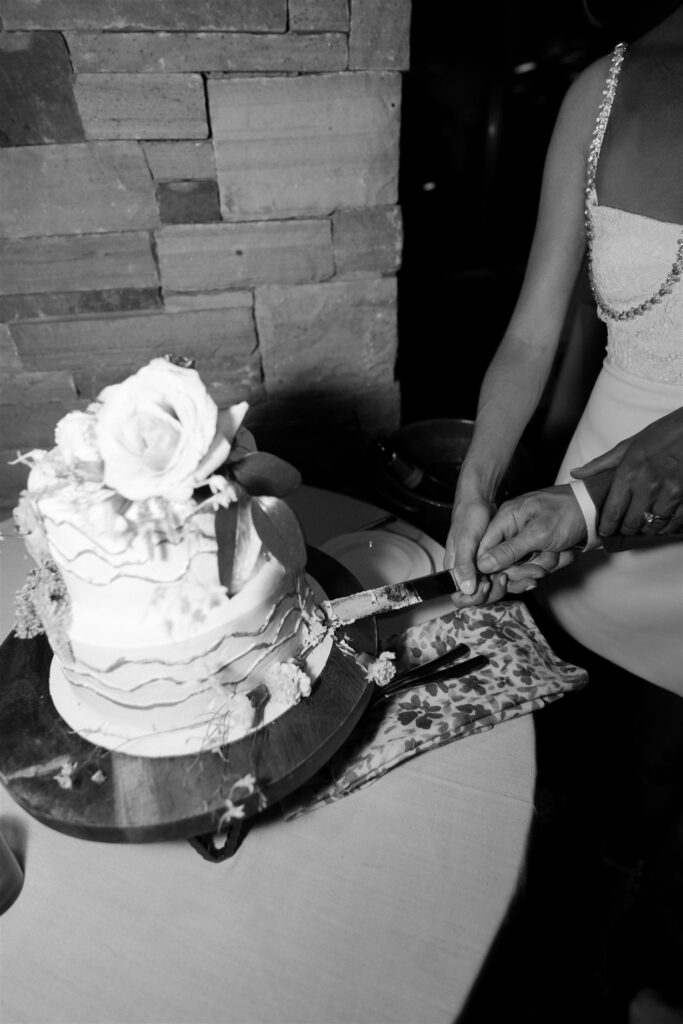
{"left": 545, "top": 46, "right": 683, "bottom": 696}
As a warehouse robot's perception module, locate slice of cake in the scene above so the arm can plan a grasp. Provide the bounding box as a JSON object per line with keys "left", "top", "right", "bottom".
{"left": 12, "top": 356, "right": 330, "bottom": 757}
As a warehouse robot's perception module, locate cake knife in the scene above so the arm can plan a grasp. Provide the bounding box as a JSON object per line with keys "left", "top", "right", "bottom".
{"left": 323, "top": 568, "right": 481, "bottom": 625}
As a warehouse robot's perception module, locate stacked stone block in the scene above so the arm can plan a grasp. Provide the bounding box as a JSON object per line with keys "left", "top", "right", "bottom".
{"left": 0, "top": 0, "right": 410, "bottom": 509}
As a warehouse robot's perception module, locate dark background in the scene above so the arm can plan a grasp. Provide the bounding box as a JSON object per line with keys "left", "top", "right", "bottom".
{"left": 394, "top": 6, "right": 683, "bottom": 1021}
{"left": 396, "top": 0, "right": 677, "bottom": 429}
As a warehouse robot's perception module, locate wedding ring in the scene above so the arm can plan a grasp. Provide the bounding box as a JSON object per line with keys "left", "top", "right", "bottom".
{"left": 641, "top": 511, "right": 670, "bottom": 526}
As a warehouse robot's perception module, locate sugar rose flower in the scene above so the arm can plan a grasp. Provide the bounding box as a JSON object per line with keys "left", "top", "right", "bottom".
{"left": 13, "top": 491, "right": 51, "bottom": 565}
{"left": 55, "top": 411, "right": 103, "bottom": 479}
{"left": 95, "top": 359, "right": 218, "bottom": 502}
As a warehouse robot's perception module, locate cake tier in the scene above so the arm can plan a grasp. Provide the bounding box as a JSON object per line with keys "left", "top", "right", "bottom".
{"left": 55, "top": 564, "right": 318, "bottom": 743}
{"left": 31, "top": 492, "right": 229, "bottom": 646}
{"left": 26, "top": 486, "right": 327, "bottom": 754}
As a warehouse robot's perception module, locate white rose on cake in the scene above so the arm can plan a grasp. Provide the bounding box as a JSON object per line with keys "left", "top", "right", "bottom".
{"left": 95, "top": 358, "right": 222, "bottom": 502}
{"left": 54, "top": 411, "right": 103, "bottom": 480}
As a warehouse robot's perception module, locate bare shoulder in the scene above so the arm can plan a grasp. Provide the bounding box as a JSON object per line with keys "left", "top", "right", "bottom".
{"left": 559, "top": 54, "right": 612, "bottom": 127}
{"left": 532, "top": 53, "right": 611, "bottom": 171}
{"left": 547, "top": 52, "right": 613, "bottom": 160}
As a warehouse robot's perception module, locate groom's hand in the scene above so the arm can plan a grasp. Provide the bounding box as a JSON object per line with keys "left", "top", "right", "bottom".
{"left": 476, "top": 485, "right": 586, "bottom": 575}
{"left": 570, "top": 407, "right": 683, "bottom": 536}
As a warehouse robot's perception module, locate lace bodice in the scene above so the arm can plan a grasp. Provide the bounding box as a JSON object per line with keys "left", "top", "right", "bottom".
{"left": 589, "top": 195, "right": 683, "bottom": 383}
{"left": 586, "top": 46, "right": 683, "bottom": 385}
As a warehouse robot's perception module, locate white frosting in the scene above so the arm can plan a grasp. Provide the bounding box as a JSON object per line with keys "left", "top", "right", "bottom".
{"left": 36, "top": 490, "right": 231, "bottom": 646}
{"left": 13, "top": 359, "right": 326, "bottom": 756}
{"left": 21, "top": 474, "right": 322, "bottom": 756}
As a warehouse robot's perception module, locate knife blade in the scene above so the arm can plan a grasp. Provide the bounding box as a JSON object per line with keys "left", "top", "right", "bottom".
{"left": 323, "top": 568, "right": 466, "bottom": 625}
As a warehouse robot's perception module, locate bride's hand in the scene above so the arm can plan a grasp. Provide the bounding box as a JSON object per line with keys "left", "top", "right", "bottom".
{"left": 444, "top": 490, "right": 508, "bottom": 605}
{"left": 502, "top": 550, "right": 569, "bottom": 592}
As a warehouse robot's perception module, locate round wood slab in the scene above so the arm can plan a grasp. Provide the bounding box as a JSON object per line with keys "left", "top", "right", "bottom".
{"left": 0, "top": 548, "right": 376, "bottom": 843}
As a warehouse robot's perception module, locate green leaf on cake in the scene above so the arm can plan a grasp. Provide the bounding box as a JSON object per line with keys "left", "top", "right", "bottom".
{"left": 216, "top": 499, "right": 265, "bottom": 595}
{"left": 231, "top": 452, "right": 302, "bottom": 497}
{"left": 215, "top": 503, "right": 239, "bottom": 592}
{"left": 251, "top": 496, "right": 307, "bottom": 571}
{"left": 230, "top": 427, "right": 257, "bottom": 460}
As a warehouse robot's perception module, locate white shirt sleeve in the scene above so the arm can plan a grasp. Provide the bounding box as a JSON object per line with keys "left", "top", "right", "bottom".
{"left": 569, "top": 479, "right": 602, "bottom": 550}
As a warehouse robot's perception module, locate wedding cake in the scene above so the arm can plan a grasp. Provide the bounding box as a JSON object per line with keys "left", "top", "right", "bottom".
{"left": 12, "top": 356, "right": 330, "bottom": 757}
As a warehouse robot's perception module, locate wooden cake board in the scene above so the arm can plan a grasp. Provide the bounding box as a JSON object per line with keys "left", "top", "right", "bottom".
{"left": 0, "top": 548, "right": 376, "bottom": 852}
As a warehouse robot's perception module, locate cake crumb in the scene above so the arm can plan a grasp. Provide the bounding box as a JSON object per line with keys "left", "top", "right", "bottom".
{"left": 362, "top": 651, "right": 396, "bottom": 686}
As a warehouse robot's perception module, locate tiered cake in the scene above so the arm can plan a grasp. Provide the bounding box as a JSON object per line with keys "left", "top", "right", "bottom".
{"left": 13, "top": 357, "right": 328, "bottom": 756}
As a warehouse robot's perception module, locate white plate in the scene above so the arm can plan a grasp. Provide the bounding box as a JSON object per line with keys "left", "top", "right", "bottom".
{"left": 320, "top": 530, "right": 433, "bottom": 590}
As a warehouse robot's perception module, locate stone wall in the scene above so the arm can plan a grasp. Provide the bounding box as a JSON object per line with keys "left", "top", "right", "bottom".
{"left": 0, "top": 0, "right": 410, "bottom": 511}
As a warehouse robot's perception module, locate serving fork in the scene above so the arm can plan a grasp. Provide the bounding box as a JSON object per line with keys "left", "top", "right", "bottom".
{"left": 370, "top": 645, "right": 489, "bottom": 705}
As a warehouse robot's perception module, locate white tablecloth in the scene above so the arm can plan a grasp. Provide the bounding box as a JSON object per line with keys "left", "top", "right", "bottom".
{"left": 0, "top": 487, "right": 535, "bottom": 1024}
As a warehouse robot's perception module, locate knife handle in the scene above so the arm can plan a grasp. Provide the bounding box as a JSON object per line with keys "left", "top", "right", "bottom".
{"left": 390, "top": 643, "right": 470, "bottom": 686}
{"left": 371, "top": 653, "right": 490, "bottom": 703}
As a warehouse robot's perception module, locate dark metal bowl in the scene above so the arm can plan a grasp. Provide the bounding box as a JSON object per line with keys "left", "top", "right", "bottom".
{"left": 371, "top": 418, "right": 531, "bottom": 544}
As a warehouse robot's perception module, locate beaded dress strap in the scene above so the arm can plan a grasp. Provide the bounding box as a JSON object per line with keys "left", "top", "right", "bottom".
{"left": 586, "top": 41, "right": 627, "bottom": 198}
{"left": 584, "top": 41, "right": 683, "bottom": 323}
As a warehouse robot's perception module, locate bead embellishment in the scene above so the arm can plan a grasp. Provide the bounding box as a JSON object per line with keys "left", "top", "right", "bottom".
{"left": 585, "top": 42, "right": 683, "bottom": 322}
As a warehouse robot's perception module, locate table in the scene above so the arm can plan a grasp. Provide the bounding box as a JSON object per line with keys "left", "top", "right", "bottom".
{"left": 0, "top": 486, "right": 535, "bottom": 1024}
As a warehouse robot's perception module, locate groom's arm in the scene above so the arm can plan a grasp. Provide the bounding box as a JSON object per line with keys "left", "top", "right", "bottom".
{"left": 477, "top": 470, "right": 682, "bottom": 576}
{"left": 576, "top": 470, "right": 683, "bottom": 551}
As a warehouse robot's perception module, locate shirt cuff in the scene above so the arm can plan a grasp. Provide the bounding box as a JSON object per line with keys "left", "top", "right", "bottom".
{"left": 569, "top": 479, "right": 601, "bottom": 550}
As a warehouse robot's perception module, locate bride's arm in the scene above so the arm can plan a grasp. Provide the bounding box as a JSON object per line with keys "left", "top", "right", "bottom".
{"left": 444, "top": 56, "right": 610, "bottom": 598}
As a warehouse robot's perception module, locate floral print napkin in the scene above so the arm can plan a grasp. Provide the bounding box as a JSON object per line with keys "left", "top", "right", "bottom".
{"left": 283, "top": 599, "right": 588, "bottom": 819}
